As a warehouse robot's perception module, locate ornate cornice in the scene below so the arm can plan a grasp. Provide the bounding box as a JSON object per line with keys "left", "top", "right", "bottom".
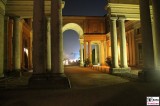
{"left": 106, "top": 3, "right": 153, "bottom": 20}
{"left": 6, "top": 0, "right": 65, "bottom": 18}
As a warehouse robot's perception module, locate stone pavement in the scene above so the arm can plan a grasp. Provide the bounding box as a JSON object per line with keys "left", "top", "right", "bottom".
{"left": 0, "top": 66, "right": 160, "bottom": 106}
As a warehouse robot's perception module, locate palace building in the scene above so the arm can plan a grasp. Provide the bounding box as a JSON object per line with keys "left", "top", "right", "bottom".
{"left": 0, "top": 0, "right": 160, "bottom": 88}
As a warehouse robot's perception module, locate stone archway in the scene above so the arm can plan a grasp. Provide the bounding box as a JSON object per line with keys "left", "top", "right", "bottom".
{"left": 62, "top": 23, "right": 84, "bottom": 38}
{"left": 62, "top": 23, "right": 84, "bottom": 66}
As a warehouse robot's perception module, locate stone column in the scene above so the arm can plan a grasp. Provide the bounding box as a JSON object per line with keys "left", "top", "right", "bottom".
{"left": 12, "top": 17, "right": 22, "bottom": 76}
{"left": 4, "top": 17, "right": 9, "bottom": 74}
{"left": 110, "top": 17, "right": 119, "bottom": 69}
{"left": 138, "top": 0, "right": 155, "bottom": 81}
{"left": 118, "top": 18, "right": 128, "bottom": 68}
{"left": 128, "top": 31, "right": 132, "bottom": 66}
{"left": 29, "top": 0, "right": 47, "bottom": 88}
{"left": 152, "top": 1, "right": 160, "bottom": 71}
{"left": 79, "top": 39, "right": 84, "bottom": 66}
{"left": 80, "top": 43, "right": 84, "bottom": 66}
{"left": 94, "top": 45, "right": 98, "bottom": 64}
{"left": 0, "top": 12, "right": 4, "bottom": 77}
{"left": 32, "top": 0, "right": 46, "bottom": 74}
{"left": 100, "top": 41, "right": 105, "bottom": 65}
{"left": 8, "top": 19, "right": 13, "bottom": 71}
{"left": 27, "top": 19, "right": 33, "bottom": 70}
{"left": 51, "top": 0, "right": 70, "bottom": 88}
{"left": 88, "top": 41, "right": 92, "bottom": 64}
{"left": 51, "top": 0, "right": 63, "bottom": 73}
{"left": 84, "top": 41, "right": 87, "bottom": 61}
{"left": 131, "top": 30, "right": 136, "bottom": 66}
{"left": 98, "top": 43, "right": 101, "bottom": 65}
{"left": 28, "top": 31, "right": 33, "bottom": 70}
{"left": 46, "top": 17, "right": 51, "bottom": 71}
{"left": 104, "top": 41, "right": 107, "bottom": 61}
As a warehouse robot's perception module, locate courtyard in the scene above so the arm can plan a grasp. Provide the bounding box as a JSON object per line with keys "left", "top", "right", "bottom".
{"left": 0, "top": 66, "right": 160, "bottom": 106}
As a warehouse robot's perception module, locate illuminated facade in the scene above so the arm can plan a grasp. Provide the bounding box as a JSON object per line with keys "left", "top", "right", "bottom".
{"left": 0, "top": 0, "right": 160, "bottom": 88}
{"left": 106, "top": 0, "right": 160, "bottom": 80}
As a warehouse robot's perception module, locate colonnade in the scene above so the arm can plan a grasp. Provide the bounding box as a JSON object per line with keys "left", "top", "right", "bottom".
{"left": 82, "top": 40, "right": 106, "bottom": 66}
{"left": 3, "top": 17, "right": 25, "bottom": 76}
{"left": 126, "top": 30, "right": 136, "bottom": 66}
{"left": 109, "top": 16, "right": 130, "bottom": 73}
{"left": 0, "top": 0, "right": 160, "bottom": 83}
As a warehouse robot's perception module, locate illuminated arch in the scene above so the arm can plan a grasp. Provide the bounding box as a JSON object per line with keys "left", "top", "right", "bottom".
{"left": 62, "top": 23, "right": 84, "bottom": 38}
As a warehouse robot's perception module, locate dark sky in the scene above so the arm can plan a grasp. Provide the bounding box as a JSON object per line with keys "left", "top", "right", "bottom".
{"left": 63, "top": 0, "right": 107, "bottom": 60}
{"left": 63, "top": 0, "right": 107, "bottom": 16}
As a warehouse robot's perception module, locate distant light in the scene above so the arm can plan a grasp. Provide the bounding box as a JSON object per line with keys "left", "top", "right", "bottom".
{"left": 98, "top": 63, "right": 100, "bottom": 66}
{"left": 24, "top": 48, "right": 28, "bottom": 56}
{"left": 70, "top": 59, "right": 77, "bottom": 63}
{"left": 63, "top": 60, "right": 69, "bottom": 65}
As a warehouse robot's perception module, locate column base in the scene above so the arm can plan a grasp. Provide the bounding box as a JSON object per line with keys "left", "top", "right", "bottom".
{"left": 29, "top": 73, "right": 71, "bottom": 89}
{"left": 46, "top": 69, "right": 52, "bottom": 72}
{"left": 80, "top": 63, "right": 84, "bottom": 67}
{"left": 109, "top": 67, "right": 131, "bottom": 74}
{"left": 5, "top": 70, "right": 21, "bottom": 77}
{"left": 0, "top": 74, "right": 4, "bottom": 78}
{"left": 138, "top": 68, "right": 160, "bottom": 82}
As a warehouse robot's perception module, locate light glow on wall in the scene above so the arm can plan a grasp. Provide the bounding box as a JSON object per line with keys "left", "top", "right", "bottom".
{"left": 24, "top": 48, "right": 28, "bottom": 56}
{"left": 118, "top": 44, "right": 120, "bottom": 61}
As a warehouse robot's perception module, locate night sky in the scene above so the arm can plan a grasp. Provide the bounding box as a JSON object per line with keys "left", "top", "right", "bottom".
{"left": 63, "top": 0, "right": 107, "bottom": 60}
{"left": 63, "top": 0, "right": 107, "bottom": 16}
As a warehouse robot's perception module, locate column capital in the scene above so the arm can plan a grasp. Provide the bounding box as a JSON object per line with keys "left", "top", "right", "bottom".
{"left": 47, "top": 17, "right": 51, "bottom": 21}
{"left": 62, "top": 1, "right": 65, "bottom": 9}
{"left": 110, "top": 17, "right": 118, "bottom": 21}
{"left": 79, "top": 39, "right": 84, "bottom": 44}
{"left": 88, "top": 40, "right": 91, "bottom": 43}
{"left": 118, "top": 17, "right": 126, "bottom": 21}
{"left": 84, "top": 40, "right": 91, "bottom": 43}
{"left": 12, "top": 16, "right": 21, "bottom": 21}
{"left": 101, "top": 40, "right": 105, "bottom": 43}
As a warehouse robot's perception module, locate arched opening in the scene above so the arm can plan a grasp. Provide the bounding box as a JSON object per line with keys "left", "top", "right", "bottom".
{"left": 62, "top": 23, "right": 83, "bottom": 38}
{"left": 63, "top": 30, "right": 80, "bottom": 66}
{"left": 62, "top": 23, "right": 84, "bottom": 66}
